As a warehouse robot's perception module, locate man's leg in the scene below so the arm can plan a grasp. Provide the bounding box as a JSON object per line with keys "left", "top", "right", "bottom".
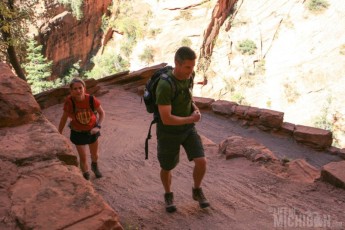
{"left": 193, "top": 157, "right": 207, "bottom": 189}
{"left": 192, "top": 157, "right": 210, "bottom": 208}
{"left": 183, "top": 128, "right": 210, "bottom": 209}
{"left": 161, "top": 169, "right": 176, "bottom": 213}
{"left": 160, "top": 169, "right": 172, "bottom": 193}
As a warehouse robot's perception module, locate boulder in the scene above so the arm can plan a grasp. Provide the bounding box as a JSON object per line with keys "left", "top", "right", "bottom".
{"left": 0, "top": 63, "right": 41, "bottom": 127}
{"left": 293, "top": 125, "right": 332, "bottom": 150}
{"left": 321, "top": 161, "right": 345, "bottom": 189}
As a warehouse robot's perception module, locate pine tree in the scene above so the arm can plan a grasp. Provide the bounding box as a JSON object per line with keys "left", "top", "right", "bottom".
{"left": 23, "top": 39, "right": 54, "bottom": 94}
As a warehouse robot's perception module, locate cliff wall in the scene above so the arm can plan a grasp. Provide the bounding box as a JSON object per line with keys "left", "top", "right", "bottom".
{"left": 0, "top": 63, "right": 123, "bottom": 230}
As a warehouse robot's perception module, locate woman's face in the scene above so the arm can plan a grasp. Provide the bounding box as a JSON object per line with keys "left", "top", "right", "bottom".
{"left": 70, "top": 82, "right": 85, "bottom": 100}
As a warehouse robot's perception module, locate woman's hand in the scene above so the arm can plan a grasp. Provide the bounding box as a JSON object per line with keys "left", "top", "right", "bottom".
{"left": 90, "top": 127, "right": 100, "bottom": 135}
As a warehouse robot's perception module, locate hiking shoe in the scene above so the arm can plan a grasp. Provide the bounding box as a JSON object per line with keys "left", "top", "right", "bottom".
{"left": 91, "top": 162, "right": 103, "bottom": 178}
{"left": 83, "top": 171, "right": 90, "bottom": 180}
{"left": 164, "top": 192, "right": 177, "bottom": 213}
{"left": 192, "top": 187, "right": 210, "bottom": 208}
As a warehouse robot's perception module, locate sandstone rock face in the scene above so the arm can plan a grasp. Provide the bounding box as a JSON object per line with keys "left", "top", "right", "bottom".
{"left": 193, "top": 96, "right": 215, "bottom": 110}
{"left": 285, "top": 159, "right": 320, "bottom": 183}
{"left": 200, "top": 0, "right": 237, "bottom": 58}
{"left": 39, "top": 0, "right": 112, "bottom": 78}
{"left": 294, "top": 125, "right": 333, "bottom": 150}
{"left": 10, "top": 163, "right": 122, "bottom": 230}
{"left": 321, "top": 161, "right": 345, "bottom": 189}
{"left": 0, "top": 117, "right": 78, "bottom": 164}
{"left": 219, "top": 136, "right": 322, "bottom": 183}
{"left": 0, "top": 63, "right": 41, "bottom": 128}
{"left": 219, "top": 135, "right": 277, "bottom": 162}
{"left": 258, "top": 109, "right": 284, "bottom": 129}
{"left": 0, "top": 64, "right": 123, "bottom": 229}
{"left": 211, "top": 100, "right": 238, "bottom": 116}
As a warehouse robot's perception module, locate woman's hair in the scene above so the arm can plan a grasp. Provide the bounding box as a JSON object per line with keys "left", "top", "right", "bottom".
{"left": 174, "top": 46, "right": 196, "bottom": 64}
{"left": 69, "top": 77, "right": 86, "bottom": 89}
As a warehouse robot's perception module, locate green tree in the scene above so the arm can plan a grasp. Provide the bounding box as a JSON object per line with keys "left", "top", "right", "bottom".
{"left": 0, "top": 0, "right": 36, "bottom": 80}
{"left": 23, "top": 39, "right": 54, "bottom": 94}
{"left": 57, "top": 0, "right": 84, "bottom": 20}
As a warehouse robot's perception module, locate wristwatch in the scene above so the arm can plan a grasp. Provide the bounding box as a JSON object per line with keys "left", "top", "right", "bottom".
{"left": 96, "top": 124, "right": 101, "bottom": 129}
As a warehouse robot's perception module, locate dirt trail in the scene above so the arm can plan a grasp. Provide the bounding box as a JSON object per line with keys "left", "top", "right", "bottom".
{"left": 43, "top": 85, "right": 345, "bottom": 230}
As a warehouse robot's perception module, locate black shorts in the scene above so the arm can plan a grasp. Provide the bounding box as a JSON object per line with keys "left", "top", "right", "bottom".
{"left": 70, "top": 130, "right": 100, "bottom": 145}
{"left": 157, "top": 126, "right": 205, "bottom": 171}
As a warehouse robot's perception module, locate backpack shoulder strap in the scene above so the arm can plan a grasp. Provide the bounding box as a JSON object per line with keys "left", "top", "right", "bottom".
{"left": 189, "top": 71, "right": 195, "bottom": 89}
{"left": 89, "top": 95, "right": 95, "bottom": 113}
{"left": 160, "top": 73, "right": 178, "bottom": 100}
{"left": 70, "top": 96, "right": 76, "bottom": 114}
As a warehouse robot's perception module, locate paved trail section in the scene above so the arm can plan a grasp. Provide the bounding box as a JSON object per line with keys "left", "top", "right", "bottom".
{"left": 44, "top": 85, "right": 345, "bottom": 230}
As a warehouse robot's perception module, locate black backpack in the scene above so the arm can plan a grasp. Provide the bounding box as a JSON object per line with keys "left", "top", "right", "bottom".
{"left": 143, "top": 66, "right": 194, "bottom": 159}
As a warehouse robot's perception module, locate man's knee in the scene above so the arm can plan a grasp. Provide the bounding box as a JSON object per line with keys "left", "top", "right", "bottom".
{"left": 194, "top": 157, "right": 207, "bottom": 167}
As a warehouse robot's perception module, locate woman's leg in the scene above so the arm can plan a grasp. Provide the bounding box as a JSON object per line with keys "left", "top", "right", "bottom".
{"left": 89, "top": 139, "right": 102, "bottom": 178}
{"left": 89, "top": 139, "right": 99, "bottom": 162}
{"left": 75, "top": 144, "right": 88, "bottom": 172}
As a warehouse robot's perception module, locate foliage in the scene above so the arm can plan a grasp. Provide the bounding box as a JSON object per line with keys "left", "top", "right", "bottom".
{"left": 107, "top": 1, "right": 145, "bottom": 60}
{"left": 148, "top": 28, "right": 161, "bottom": 38}
{"left": 23, "top": 38, "right": 54, "bottom": 94}
{"left": 255, "top": 59, "right": 266, "bottom": 75}
{"left": 139, "top": 46, "right": 155, "bottom": 65}
{"left": 313, "top": 96, "right": 333, "bottom": 131}
{"left": 101, "top": 14, "right": 109, "bottom": 31}
{"left": 237, "top": 39, "right": 257, "bottom": 55}
{"left": 307, "top": 0, "right": 329, "bottom": 12}
{"left": 175, "top": 10, "right": 192, "bottom": 20}
{"left": 115, "top": 17, "right": 143, "bottom": 41}
{"left": 181, "top": 38, "right": 192, "bottom": 47}
{"left": 231, "top": 92, "right": 246, "bottom": 104}
{"left": 59, "top": 61, "right": 83, "bottom": 86}
{"left": 340, "top": 44, "right": 345, "bottom": 55}
{"left": 283, "top": 82, "right": 300, "bottom": 104}
{"left": 0, "top": 0, "right": 36, "bottom": 64}
{"left": 57, "top": 0, "right": 84, "bottom": 20}
{"left": 86, "top": 46, "right": 129, "bottom": 79}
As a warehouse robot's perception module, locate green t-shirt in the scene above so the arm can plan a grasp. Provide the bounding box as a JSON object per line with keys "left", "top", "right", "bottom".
{"left": 155, "top": 70, "right": 194, "bottom": 132}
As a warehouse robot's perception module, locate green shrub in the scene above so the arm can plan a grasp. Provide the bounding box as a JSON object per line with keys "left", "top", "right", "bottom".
{"left": 101, "top": 14, "right": 109, "bottom": 31}
{"left": 255, "top": 59, "right": 266, "bottom": 74}
{"left": 231, "top": 92, "right": 246, "bottom": 104}
{"left": 175, "top": 10, "right": 192, "bottom": 20}
{"left": 340, "top": 44, "right": 345, "bottom": 55}
{"left": 148, "top": 28, "right": 161, "bottom": 38}
{"left": 139, "top": 46, "right": 155, "bottom": 65}
{"left": 307, "top": 0, "right": 329, "bottom": 12}
{"left": 181, "top": 38, "right": 192, "bottom": 47}
{"left": 86, "top": 47, "right": 129, "bottom": 79}
{"left": 120, "top": 38, "right": 136, "bottom": 58}
{"left": 313, "top": 96, "right": 333, "bottom": 131}
{"left": 283, "top": 82, "right": 300, "bottom": 103}
{"left": 237, "top": 39, "right": 257, "bottom": 55}
{"left": 57, "top": 0, "right": 83, "bottom": 20}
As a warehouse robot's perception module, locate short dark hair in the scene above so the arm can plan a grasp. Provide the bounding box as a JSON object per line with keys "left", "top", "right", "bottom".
{"left": 174, "top": 46, "right": 196, "bottom": 64}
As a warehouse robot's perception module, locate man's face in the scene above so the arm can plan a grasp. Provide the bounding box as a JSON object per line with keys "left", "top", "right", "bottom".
{"left": 175, "top": 59, "right": 195, "bottom": 80}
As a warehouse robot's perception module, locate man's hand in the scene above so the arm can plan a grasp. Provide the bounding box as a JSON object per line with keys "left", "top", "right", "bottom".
{"left": 191, "top": 110, "right": 201, "bottom": 122}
